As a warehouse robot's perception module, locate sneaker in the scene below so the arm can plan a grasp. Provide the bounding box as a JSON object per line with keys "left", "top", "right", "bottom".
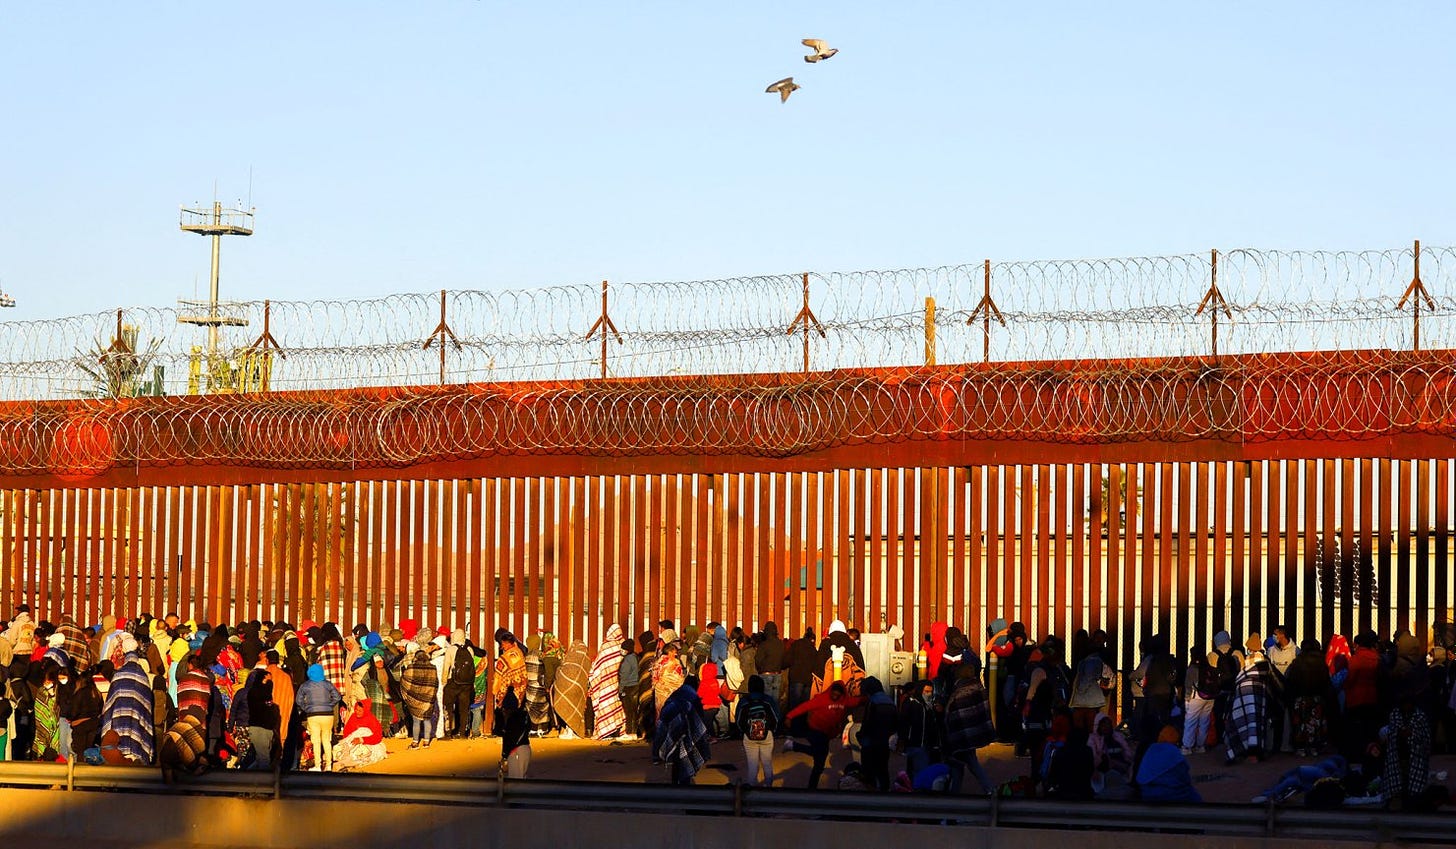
{"left": 782, "top": 739, "right": 794, "bottom": 752}
{"left": 1180, "top": 747, "right": 1194, "bottom": 755}
{"left": 1194, "top": 747, "right": 1206, "bottom": 754}
{"left": 408, "top": 741, "right": 420, "bottom": 749}
{"left": 422, "top": 739, "right": 433, "bottom": 749}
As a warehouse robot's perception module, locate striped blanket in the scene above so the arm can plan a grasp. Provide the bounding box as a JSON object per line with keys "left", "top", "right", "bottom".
{"left": 177, "top": 670, "right": 213, "bottom": 720}
{"left": 588, "top": 625, "right": 627, "bottom": 739}
{"left": 102, "top": 659, "right": 156, "bottom": 765}
{"left": 525, "top": 651, "right": 552, "bottom": 726}
{"left": 400, "top": 652, "right": 440, "bottom": 721}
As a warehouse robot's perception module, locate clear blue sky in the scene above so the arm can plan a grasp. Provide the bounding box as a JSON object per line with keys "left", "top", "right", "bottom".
{"left": 1, "top": 3, "right": 1452, "bottom": 321}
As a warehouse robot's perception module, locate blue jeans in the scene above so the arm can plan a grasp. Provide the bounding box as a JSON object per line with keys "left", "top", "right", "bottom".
{"left": 905, "top": 746, "right": 931, "bottom": 779}
{"left": 248, "top": 727, "right": 274, "bottom": 770}
{"left": 949, "top": 750, "right": 993, "bottom": 795}
{"left": 760, "top": 673, "right": 783, "bottom": 706}
{"left": 58, "top": 719, "right": 74, "bottom": 761}
{"left": 469, "top": 706, "right": 484, "bottom": 737}
{"left": 413, "top": 717, "right": 436, "bottom": 742}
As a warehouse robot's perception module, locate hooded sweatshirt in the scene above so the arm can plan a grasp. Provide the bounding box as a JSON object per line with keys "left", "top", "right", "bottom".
{"left": 756, "top": 622, "right": 784, "bottom": 673}
{"left": 785, "top": 686, "right": 864, "bottom": 736}
{"left": 296, "top": 663, "right": 342, "bottom": 716}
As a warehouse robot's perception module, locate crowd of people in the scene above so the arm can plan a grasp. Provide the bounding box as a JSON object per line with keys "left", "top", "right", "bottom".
{"left": 1, "top": 603, "right": 1453, "bottom": 811}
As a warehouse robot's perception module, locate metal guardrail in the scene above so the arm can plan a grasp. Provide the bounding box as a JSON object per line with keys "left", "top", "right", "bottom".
{"left": 0, "top": 761, "right": 1450, "bottom": 844}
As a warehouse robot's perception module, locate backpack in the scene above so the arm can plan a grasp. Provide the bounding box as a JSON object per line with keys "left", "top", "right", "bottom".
{"left": 450, "top": 647, "right": 476, "bottom": 685}
{"left": 738, "top": 694, "right": 777, "bottom": 741}
{"left": 1214, "top": 650, "right": 1238, "bottom": 690}
{"left": 1194, "top": 659, "right": 1220, "bottom": 700}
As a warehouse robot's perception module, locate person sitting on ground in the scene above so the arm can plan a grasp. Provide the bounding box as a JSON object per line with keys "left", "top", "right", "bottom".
{"left": 1136, "top": 725, "right": 1202, "bottom": 802}
{"left": 1089, "top": 710, "right": 1135, "bottom": 798}
{"left": 837, "top": 761, "right": 872, "bottom": 791}
{"left": 334, "top": 697, "right": 388, "bottom": 771}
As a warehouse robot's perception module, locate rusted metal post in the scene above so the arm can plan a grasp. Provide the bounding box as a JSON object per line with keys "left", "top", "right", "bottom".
{"left": 1398, "top": 239, "right": 1433, "bottom": 352}
{"left": 924, "top": 296, "right": 936, "bottom": 366}
{"left": 786, "top": 272, "right": 825, "bottom": 373}
{"left": 967, "top": 259, "right": 1005, "bottom": 362}
{"left": 422, "top": 289, "right": 461, "bottom": 384}
{"left": 1194, "top": 249, "right": 1231, "bottom": 358}
{"left": 248, "top": 300, "right": 285, "bottom": 355}
{"left": 583, "top": 279, "right": 622, "bottom": 379}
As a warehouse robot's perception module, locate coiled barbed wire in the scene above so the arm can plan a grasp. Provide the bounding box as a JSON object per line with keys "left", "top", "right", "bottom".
{"left": 1, "top": 246, "right": 1449, "bottom": 399}
{"left": 0, "top": 246, "right": 1453, "bottom": 476}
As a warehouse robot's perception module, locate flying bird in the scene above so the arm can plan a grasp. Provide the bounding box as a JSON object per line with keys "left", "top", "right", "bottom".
{"left": 765, "top": 77, "right": 800, "bottom": 103}
{"left": 802, "top": 39, "right": 838, "bottom": 63}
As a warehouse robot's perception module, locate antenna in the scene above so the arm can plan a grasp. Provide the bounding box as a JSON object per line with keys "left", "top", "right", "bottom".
{"left": 177, "top": 195, "right": 255, "bottom": 393}
{"left": 247, "top": 166, "right": 254, "bottom": 210}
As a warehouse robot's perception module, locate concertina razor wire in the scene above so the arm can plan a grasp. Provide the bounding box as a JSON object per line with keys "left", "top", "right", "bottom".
{"left": 1, "top": 244, "right": 1454, "bottom": 474}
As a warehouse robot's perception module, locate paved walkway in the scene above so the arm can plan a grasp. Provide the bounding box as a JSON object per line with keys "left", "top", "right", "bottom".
{"left": 354, "top": 731, "right": 1456, "bottom": 805}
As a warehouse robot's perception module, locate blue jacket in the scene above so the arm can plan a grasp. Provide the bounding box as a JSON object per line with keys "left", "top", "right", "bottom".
{"left": 296, "top": 664, "right": 342, "bottom": 716}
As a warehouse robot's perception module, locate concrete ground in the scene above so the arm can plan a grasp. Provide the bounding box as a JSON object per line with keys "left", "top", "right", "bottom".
{"left": 353, "top": 729, "right": 1456, "bottom": 805}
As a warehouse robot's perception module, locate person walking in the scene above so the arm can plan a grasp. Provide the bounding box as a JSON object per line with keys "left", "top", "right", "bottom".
{"left": 735, "top": 674, "right": 782, "bottom": 786}
{"left": 943, "top": 662, "right": 996, "bottom": 795}
{"left": 784, "top": 680, "right": 863, "bottom": 789}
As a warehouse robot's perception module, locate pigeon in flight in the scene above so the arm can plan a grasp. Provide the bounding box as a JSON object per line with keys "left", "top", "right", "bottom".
{"left": 802, "top": 39, "right": 838, "bottom": 63}
{"left": 765, "top": 77, "right": 800, "bottom": 103}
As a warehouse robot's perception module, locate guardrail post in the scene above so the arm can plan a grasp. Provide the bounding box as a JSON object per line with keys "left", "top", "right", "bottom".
{"left": 989, "top": 790, "right": 1000, "bottom": 827}
{"left": 497, "top": 759, "right": 506, "bottom": 806}
{"left": 1265, "top": 798, "right": 1276, "bottom": 836}
{"left": 66, "top": 756, "right": 75, "bottom": 791}
{"left": 273, "top": 763, "right": 281, "bottom": 800}
{"left": 733, "top": 780, "right": 743, "bottom": 817}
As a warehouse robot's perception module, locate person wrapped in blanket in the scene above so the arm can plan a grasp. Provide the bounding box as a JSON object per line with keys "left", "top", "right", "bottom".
{"left": 334, "top": 697, "right": 388, "bottom": 770}
{"left": 100, "top": 634, "right": 154, "bottom": 765}
{"left": 1225, "top": 643, "right": 1276, "bottom": 765}
{"left": 654, "top": 674, "right": 711, "bottom": 785}
{"left": 1136, "top": 725, "right": 1202, "bottom": 802}
{"left": 159, "top": 713, "right": 210, "bottom": 775}
{"left": 353, "top": 635, "right": 401, "bottom": 736}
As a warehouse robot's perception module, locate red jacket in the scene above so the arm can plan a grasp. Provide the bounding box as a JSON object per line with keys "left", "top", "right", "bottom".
{"left": 1344, "top": 647, "right": 1381, "bottom": 709}
{"left": 698, "top": 662, "right": 723, "bottom": 710}
{"left": 785, "top": 689, "right": 864, "bottom": 735}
